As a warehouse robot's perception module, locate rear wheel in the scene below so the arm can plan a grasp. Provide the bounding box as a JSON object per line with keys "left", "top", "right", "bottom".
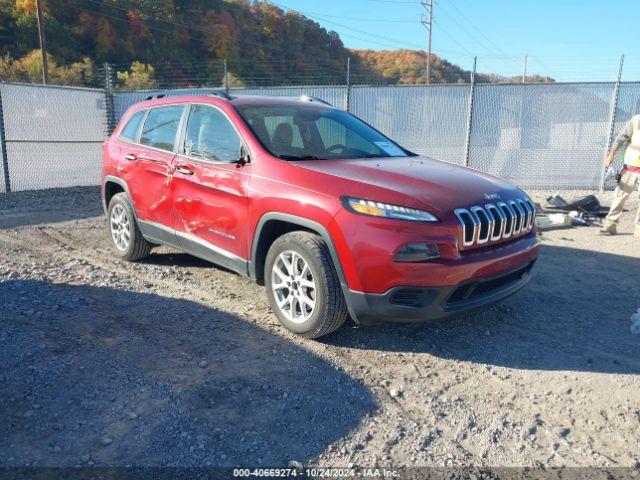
{"left": 107, "top": 193, "right": 152, "bottom": 261}
{"left": 264, "top": 231, "right": 349, "bottom": 338}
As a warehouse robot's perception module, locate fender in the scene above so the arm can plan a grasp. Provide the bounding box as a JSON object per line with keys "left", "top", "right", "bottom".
{"left": 250, "top": 212, "right": 361, "bottom": 323}
{"left": 102, "top": 175, "right": 137, "bottom": 218}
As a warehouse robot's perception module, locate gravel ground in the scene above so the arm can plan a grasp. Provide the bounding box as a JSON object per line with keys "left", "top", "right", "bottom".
{"left": 0, "top": 187, "right": 639, "bottom": 469}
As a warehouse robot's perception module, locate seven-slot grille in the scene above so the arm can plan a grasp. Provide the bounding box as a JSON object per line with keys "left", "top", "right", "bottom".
{"left": 454, "top": 198, "right": 535, "bottom": 248}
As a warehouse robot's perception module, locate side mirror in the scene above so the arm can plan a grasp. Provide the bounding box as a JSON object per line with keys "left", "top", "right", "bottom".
{"left": 233, "top": 146, "right": 250, "bottom": 167}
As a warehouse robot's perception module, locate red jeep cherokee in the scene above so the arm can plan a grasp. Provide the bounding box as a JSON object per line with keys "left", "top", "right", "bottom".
{"left": 101, "top": 93, "right": 539, "bottom": 338}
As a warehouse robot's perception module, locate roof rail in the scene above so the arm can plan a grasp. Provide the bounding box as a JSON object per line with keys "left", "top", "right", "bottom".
{"left": 300, "top": 95, "right": 332, "bottom": 106}
{"left": 206, "top": 90, "right": 233, "bottom": 101}
{"left": 144, "top": 93, "right": 165, "bottom": 101}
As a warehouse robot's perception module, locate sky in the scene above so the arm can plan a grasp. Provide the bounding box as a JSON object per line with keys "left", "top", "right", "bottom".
{"left": 272, "top": 0, "right": 636, "bottom": 82}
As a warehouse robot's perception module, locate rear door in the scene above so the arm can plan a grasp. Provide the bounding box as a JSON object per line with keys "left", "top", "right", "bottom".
{"left": 171, "top": 103, "right": 250, "bottom": 273}
{"left": 125, "top": 105, "right": 186, "bottom": 229}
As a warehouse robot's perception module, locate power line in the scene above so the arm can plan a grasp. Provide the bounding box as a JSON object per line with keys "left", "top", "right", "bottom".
{"left": 281, "top": 11, "right": 418, "bottom": 22}
{"left": 362, "top": 0, "right": 417, "bottom": 4}
{"left": 435, "top": 1, "right": 522, "bottom": 70}
{"left": 431, "top": 18, "right": 476, "bottom": 57}
{"left": 49, "top": 0, "right": 333, "bottom": 61}
{"left": 333, "top": 32, "right": 423, "bottom": 50}
{"left": 265, "top": 0, "right": 425, "bottom": 50}
{"left": 442, "top": 0, "right": 517, "bottom": 58}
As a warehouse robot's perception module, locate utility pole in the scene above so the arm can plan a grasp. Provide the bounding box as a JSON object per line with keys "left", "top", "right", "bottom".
{"left": 420, "top": 0, "right": 434, "bottom": 85}
{"left": 602, "top": 54, "right": 625, "bottom": 191}
{"left": 522, "top": 55, "right": 528, "bottom": 84}
{"left": 464, "top": 57, "right": 477, "bottom": 167}
{"left": 35, "top": 0, "right": 50, "bottom": 84}
{"left": 345, "top": 56, "right": 351, "bottom": 111}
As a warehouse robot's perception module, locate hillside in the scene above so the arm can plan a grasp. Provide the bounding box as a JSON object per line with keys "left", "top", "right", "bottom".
{"left": 352, "top": 49, "right": 478, "bottom": 84}
{"left": 0, "top": 0, "right": 552, "bottom": 88}
{"left": 351, "top": 50, "right": 553, "bottom": 85}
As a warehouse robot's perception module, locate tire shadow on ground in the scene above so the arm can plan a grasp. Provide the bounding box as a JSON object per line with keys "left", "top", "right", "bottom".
{"left": 0, "top": 280, "right": 376, "bottom": 467}
{"left": 327, "top": 244, "right": 640, "bottom": 375}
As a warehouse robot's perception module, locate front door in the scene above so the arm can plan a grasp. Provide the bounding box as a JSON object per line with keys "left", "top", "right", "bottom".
{"left": 125, "top": 105, "right": 186, "bottom": 229}
{"left": 171, "top": 104, "right": 250, "bottom": 274}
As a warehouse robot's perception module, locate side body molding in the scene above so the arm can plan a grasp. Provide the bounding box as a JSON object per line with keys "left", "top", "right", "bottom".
{"left": 102, "top": 175, "right": 249, "bottom": 276}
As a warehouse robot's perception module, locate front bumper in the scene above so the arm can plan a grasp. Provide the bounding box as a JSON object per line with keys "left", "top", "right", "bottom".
{"left": 345, "top": 259, "right": 536, "bottom": 325}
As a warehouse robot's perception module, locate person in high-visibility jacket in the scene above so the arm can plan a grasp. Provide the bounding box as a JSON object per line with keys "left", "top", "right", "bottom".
{"left": 601, "top": 114, "right": 640, "bottom": 235}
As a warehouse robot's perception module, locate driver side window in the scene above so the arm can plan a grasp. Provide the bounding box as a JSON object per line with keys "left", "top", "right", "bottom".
{"left": 184, "top": 105, "right": 242, "bottom": 162}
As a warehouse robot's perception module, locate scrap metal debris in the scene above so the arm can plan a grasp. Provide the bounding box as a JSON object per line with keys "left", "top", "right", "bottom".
{"left": 535, "top": 195, "right": 610, "bottom": 231}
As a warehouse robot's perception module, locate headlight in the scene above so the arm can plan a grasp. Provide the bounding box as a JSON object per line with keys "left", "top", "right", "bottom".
{"left": 342, "top": 196, "right": 439, "bottom": 222}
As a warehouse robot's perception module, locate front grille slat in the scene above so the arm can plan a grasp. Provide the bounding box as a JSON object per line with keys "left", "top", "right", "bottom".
{"left": 454, "top": 209, "right": 478, "bottom": 246}
{"left": 524, "top": 199, "right": 536, "bottom": 230}
{"left": 510, "top": 200, "right": 524, "bottom": 235}
{"left": 485, "top": 204, "right": 505, "bottom": 240}
{"left": 455, "top": 198, "right": 534, "bottom": 249}
{"left": 517, "top": 200, "right": 529, "bottom": 231}
{"left": 471, "top": 207, "right": 491, "bottom": 244}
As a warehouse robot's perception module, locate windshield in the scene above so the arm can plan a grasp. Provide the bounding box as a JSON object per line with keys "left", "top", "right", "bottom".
{"left": 234, "top": 103, "right": 413, "bottom": 160}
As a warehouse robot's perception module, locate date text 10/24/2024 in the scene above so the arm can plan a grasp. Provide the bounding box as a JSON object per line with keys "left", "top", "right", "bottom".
{"left": 232, "top": 467, "right": 399, "bottom": 478}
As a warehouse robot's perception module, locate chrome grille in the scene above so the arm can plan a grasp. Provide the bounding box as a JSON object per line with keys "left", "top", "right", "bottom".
{"left": 455, "top": 198, "right": 535, "bottom": 249}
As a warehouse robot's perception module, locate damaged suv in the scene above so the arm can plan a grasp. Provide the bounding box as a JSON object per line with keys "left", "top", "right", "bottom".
{"left": 101, "top": 93, "right": 539, "bottom": 338}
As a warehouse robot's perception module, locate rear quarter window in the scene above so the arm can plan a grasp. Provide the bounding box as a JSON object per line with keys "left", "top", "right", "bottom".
{"left": 119, "top": 110, "right": 146, "bottom": 142}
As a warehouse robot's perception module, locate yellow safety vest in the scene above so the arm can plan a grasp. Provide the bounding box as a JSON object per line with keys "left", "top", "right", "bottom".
{"left": 623, "top": 115, "right": 640, "bottom": 168}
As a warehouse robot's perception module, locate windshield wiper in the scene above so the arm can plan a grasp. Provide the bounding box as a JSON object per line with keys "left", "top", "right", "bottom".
{"left": 276, "top": 154, "right": 320, "bottom": 160}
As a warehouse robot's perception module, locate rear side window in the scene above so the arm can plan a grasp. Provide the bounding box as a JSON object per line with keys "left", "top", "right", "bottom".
{"left": 119, "top": 110, "right": 145, "bottom": 142}
{"left": 140, "top": 106, "right": 184, "bottom": 152}
{"left": 184, "top": 105, "right": 242, "bottom": 162}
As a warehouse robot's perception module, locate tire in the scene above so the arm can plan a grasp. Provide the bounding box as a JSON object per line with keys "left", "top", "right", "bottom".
{"left": 264, "top": 231, "right": 349, "bottom": 339}
{"left": 107, "top": 192, "right": 152, "bottom": 262}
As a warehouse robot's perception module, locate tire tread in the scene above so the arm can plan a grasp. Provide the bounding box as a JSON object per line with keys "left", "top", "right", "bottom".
{"left": 108, "top": 193, "right": 152, "bottom": 262}
{"left": 265, "top": 231, "right": 349, "bottom": 339}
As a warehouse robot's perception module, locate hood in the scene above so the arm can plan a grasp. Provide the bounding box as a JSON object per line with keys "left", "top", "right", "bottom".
{"left": 295, "top": 156, "right": 523, "bottom": 215}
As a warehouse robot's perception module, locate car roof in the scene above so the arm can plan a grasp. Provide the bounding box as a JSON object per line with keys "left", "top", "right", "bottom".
{"left": 135, "top": 93, "right": 335, "bottom": 110}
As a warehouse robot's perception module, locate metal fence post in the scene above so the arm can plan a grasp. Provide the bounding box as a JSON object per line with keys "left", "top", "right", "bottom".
{"left": 223, "top": 59, "right": 229, "bottom": 94}
{"left": 0, "top": 86, "right": 10, "bottom": 193}
{"left": 601, "top": 54, "right": 625, "bottom": 191}
{"left": 103, "top": 62, "right": 116, "bottom": 134}
{"left": 463, "top": 57, "right": 477, "bottom": 167}
{"left": 345, "top": 56, "right": 351, "bottom": 112}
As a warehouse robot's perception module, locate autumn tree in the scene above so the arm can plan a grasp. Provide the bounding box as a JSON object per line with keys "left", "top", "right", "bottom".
{"left": 0, "top": 50, "right": 95, "bottom": 85}
{"left": 0, "top": 0, "right": 551, "bottom": 87}
{"left": 116, "top": 61, "right": 158, "bottom": 90}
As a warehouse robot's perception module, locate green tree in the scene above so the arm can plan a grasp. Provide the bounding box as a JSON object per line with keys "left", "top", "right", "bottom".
{"left": 0, "top": 50, "right": 95, "bottom": 85}
{"left": 116, "top": 61, "right": 158, "bottom": 90}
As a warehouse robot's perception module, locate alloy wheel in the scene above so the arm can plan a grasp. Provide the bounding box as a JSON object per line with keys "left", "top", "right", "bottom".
{"left": 110, "top": 204, "right": 131, "bottom": 251}
{"left": 271, "top": 250, "right": 317, "bottom": 323}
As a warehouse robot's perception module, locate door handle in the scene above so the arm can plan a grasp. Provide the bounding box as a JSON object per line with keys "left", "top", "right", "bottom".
{"left": 124, "top": 153, "right": 138, "bottom": 161}
{"left": 175, "top": 164, "right": 195, "bottom": 175}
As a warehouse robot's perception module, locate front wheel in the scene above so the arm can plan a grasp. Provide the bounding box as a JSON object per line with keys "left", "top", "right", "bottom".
{"left": 264, "top": 231, "right": 349, "bottom": 339}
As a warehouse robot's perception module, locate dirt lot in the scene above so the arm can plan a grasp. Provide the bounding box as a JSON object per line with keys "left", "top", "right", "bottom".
{"left": 0, "top": 187, "right": 639, "bottom": 469}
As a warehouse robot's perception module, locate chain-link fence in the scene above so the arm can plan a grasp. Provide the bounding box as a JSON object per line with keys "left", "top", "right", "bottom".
{"left": 1, "top": 80, "right": 638, "bottom": 193}
{"left": 350, "top": 84, "right": 471, "bottom": 164}
{"left": 0, "top": 83, "right": 108, "bottom": 192}
{"left": 469, "top": 83, "right": 616, "bottom": 189}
